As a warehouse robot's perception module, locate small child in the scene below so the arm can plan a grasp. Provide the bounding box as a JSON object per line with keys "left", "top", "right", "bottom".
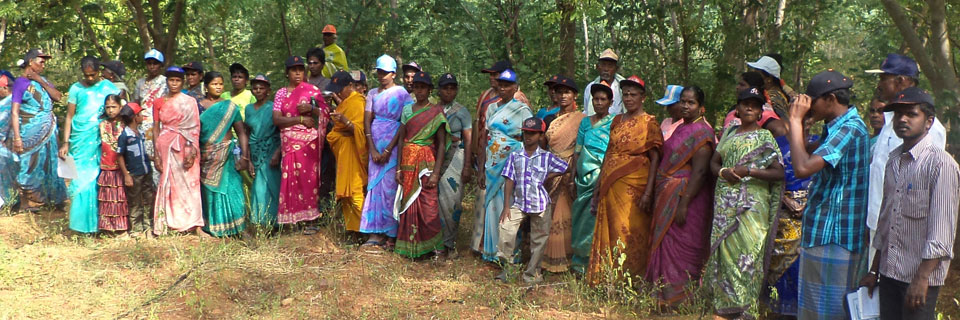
{"left": 98, "top": 94, "right": 129, "bottom": 232}
{"left": 496, "top": 117, "right": 569, "bottom": 284}
{"left": 117, "top": 102, "right": 156, "bottom": 237}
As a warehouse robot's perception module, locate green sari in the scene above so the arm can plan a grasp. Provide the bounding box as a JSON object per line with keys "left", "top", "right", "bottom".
{"left": 199, "top": 100, "right": 246, "bottom": 237}
{"left": 570, "top": 113, "right": 614, "bottom": 273}
{"left": 705, "top": 126, "right": 783, "bottom": 317}
{"left": 245, "top": 100, "right": 280, "bottom": 226}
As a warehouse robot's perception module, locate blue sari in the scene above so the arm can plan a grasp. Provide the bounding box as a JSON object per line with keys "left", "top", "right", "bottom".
{"left": 476, "top": 99, "right": 532, "bottom": 262}
{"left": 66, "top": 80, "right": 119, "bottom": 233}
{"left": 10, "top": 78, "right": 66, "bottom": 208}
{"left": 570, "top": 113, "right": 614, "bottom": 272}
{"left": 0, "top": 95, "right": 15, "bottom": 208}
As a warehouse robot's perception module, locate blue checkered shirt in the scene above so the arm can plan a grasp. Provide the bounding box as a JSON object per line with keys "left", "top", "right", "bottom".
{"left": 801, "top": 106, "right": 871, "bottom": 252}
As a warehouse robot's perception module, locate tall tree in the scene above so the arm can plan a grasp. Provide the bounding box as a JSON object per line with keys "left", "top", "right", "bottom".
{"left": 127, "top": 0, "right": 186, "bottom": 63}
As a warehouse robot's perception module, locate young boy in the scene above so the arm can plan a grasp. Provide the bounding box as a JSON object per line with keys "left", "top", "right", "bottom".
{"left": 117, "top": 103, "right": 155, "bottom": 237}
{"left": 496, "top": 117, "right": 569, "bottom": 284}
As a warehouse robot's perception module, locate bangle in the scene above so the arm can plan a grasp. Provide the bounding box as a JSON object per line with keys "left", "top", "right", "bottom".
{"left": 746, "top": 167, "right": 751, "bottom": 177}
{"left": 298, "top": 116, "right": 303, "bottom": 124}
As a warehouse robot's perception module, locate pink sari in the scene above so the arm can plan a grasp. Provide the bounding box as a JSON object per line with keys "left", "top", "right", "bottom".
{"left": 273, "top": 82, "right": 328, "bottom": 224}
{"left": 153, "top": 93, "right": 204, "bottom": 234}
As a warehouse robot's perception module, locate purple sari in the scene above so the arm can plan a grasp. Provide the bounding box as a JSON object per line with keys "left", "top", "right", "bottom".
{"left": 645, "top": 119, "right": 716, "bottom": 304}
{"left": 359, "top": 86, "right": 413, "bottom": 237}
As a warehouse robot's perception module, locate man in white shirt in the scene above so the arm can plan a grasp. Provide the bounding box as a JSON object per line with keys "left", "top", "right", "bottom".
{"left": 583, "top": 48, "right": 625, "bottom": 116}
{"left": 865, "top": 53, "right": 947, "bottom": 259}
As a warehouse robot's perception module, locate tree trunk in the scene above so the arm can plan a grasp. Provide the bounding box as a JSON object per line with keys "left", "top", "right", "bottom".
{"left": 74, "top": 3, "right": 110, "bottom": 58}
{"left": 582, "top": 7, "right": 590, "bottom": 77}
{"left": 557, "top": 0, "right": 576, "bottom": 76}
{"left": 278, "top": 0, "right": 293, "bottom": 57}
{"left": 0, "top": 18, "right": 7, "bottom": 56}
{"left": 127, "top": 0, "right": 156, "bottom": 53}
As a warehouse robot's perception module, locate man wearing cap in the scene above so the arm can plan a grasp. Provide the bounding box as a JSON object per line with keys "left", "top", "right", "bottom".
{"left": 583, "top": 48, "right": 625, "bottom": 116}
{"left": 100, "top": 60, "right": 129, "bottom": 101}
{"left": 865, "top": 54, "right": 947, "bottom": 256}
{"left": 8, "top": 48, "right": 67, "bottom": 211}
{"left": 325, "top": 70, "right": 368, "bottom": 235}
{"left": 786, "top": 70, "right": 871, "bottom": 318}
{"left": 655, "top": 85, "right": 684, "bottom": 140}
{"left": 133, "top": 49, "right": 168, "bottom": 185}
{"left": 473, "top": 68, "right": 535, "bottom": 262}
{"left": 858, "top": 87, "right": 959, "bottom": 320}
{"left": 747, "top": 55, "right": 792, "bottom": 118}
{"left": 306, "top": 47, "right": 331, "bottom": 91}
{"left": 182, "top": 61, "right": 205, "bottom": 101}
{"left": 401, "top": 61, "right": 422, "bottom": 93}
{"left": 221, "top": 63, "right": 257, "bottom": 120}
{"left": 320, "top": 24, "right": 349, "bottom": 78}
{"left": 435, "top": 73, "right": 472, "bottom": 255}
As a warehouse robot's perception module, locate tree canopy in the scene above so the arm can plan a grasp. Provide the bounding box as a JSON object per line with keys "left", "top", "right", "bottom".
{"left": 1, "top": 0, "right": 957, "bottom": 151}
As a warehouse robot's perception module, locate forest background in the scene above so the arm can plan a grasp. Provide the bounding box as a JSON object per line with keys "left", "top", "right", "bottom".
{"left": 1, "top": 1, "right": 960, "bottom": 318}
{"left": 1, "top": 0, "right": 959, "bottom": 154}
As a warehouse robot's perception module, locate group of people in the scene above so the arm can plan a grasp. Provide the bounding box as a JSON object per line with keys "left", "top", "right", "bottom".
{"left": 0, "top": 24, "right": 956, "bottom": 319}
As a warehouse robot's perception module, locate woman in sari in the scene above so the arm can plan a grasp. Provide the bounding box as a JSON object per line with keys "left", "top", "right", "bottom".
{"left": 246, "top": 75, "right": 281, "bottom": 227}
{"left": 705, "top": 87, "right": 784, "bottom": 319}
{"left": 325, "top": 71, "right": 367, "bottom": 235}
{"left": 272, "top": 56, "right": 328, "bottom": 230}
{"left": 198, "top": 72, "right": 251, "bottom": 237}
{"left": 0, "top": 72, "right": 17, "bottom": 208}
{"left": 360, "top": 55, "right": 411, "bottom": 248}
{"left": 569, "top": 82, "right": 615, "bottom": 274}
{"left": 542, "top": 76, "right": 584, "bottom": 273}
{"left": 436, "top": 73, "right": 472, "bottom": 256}
{"left": 153, "top": 66, "right": 204, "bottom": 236}
{"left": 645, "top": 86, "right": 716, "bottom": 305}
{"left": 394, "top": 72, "right": 448, "bottom": 258}
{"left": 475, "top": 69, "right": 533, "bottom": 262}
{"left": 60, "top": 56, "right": 120, "bottom": 233}
{"left": 9, "top": 49, "right": 67, "bottom": 212}
{"left": 587, "top": 76, "right": 662, "bottom": 284}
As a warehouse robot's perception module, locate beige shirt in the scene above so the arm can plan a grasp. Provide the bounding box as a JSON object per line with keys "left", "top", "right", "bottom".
{"left": 873, "top": 133, "right": 960, "bottom": 285}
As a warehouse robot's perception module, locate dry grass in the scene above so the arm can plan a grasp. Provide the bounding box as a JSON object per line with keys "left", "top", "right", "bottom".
{"left": 3, "top": 197, "right": 958, "bottom": 319}
{"left": 0, "top": 196, "right": 704, "bottom": 320}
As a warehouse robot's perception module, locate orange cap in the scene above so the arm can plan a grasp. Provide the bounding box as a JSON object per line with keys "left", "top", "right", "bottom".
{"left": 322, "top": 24, "right": 337, "bottom": 34}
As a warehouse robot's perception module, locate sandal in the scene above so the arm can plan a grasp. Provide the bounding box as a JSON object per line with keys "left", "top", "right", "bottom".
{"left": 302, "top": 225, "right": 320, "bottom": 235}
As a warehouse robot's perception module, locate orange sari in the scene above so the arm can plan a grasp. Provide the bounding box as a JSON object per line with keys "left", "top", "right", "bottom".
{"left": 543, "top": 110, "right": 585, "bottom": 272}
{"left": 587, "top": 113, "right": 663, "bottom": 284}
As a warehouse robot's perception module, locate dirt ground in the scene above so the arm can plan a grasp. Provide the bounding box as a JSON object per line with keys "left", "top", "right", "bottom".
{"left": 2, "top": 204, "right": 957, "bottom": 319}
{"left": 0, "top": 202, "right": 707, "bottom": 320}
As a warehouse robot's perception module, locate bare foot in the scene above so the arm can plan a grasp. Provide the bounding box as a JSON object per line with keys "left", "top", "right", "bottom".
{"left": 195, "top": 228, "right": 214, "bottom": 239}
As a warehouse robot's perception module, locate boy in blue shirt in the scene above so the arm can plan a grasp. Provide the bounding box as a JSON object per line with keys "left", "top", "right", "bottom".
{"left": 117, "top": 103, "right": 155, "bottom": 237}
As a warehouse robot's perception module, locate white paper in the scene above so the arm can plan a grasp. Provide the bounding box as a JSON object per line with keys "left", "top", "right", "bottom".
{"left": 858, "top": 287, "right": 880, "bottom": 319}
{"left": 57, "top": 155, "right": 78, "bottom": 179}
{"left": 847, "top": 291, "right": 861, "bottom": 320}
{"left": 847, "top": 287, "right": 880, "bottom": 320}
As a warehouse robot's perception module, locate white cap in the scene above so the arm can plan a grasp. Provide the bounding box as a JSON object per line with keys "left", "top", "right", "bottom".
{"left": 747, "top": 56, "right": 781, "bottom": 80}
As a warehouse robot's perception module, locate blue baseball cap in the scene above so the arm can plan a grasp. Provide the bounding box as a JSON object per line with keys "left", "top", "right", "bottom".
{"left": 865, "top": 54, "right": 918, "bottom": 78}
{"left": 164, "top": 66, "right": 185, "bottom": 78}
{"left": 883, "top": 87, "right": 935, "bottom": 112}
{"left": 497, "top": 68, "right": 517, "bottom": 83}
{"left": 376, "top": 54, "right": 397, "bottom": 73}
{"left": 655, "top": 85, "right": 684, "bottom": 106}
{"left": 144, "top": 49, "right": 164, "bottom": 63}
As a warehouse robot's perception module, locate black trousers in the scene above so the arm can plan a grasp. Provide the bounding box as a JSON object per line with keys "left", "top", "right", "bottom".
{"left": 879, "top": 275, "right": 940, "bottom": 320}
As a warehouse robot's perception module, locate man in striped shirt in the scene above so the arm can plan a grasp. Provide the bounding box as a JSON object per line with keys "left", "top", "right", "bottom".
{"left": 787, "top": 70, "right": 871, "bottom": 318}
{"left": 860, "top": 87, "right": 959, "bottom": 320}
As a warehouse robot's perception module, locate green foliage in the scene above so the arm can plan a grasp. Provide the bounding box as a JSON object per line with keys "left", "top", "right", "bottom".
{"left": 1, "top": 0, "right": 958, "bottom": 126}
